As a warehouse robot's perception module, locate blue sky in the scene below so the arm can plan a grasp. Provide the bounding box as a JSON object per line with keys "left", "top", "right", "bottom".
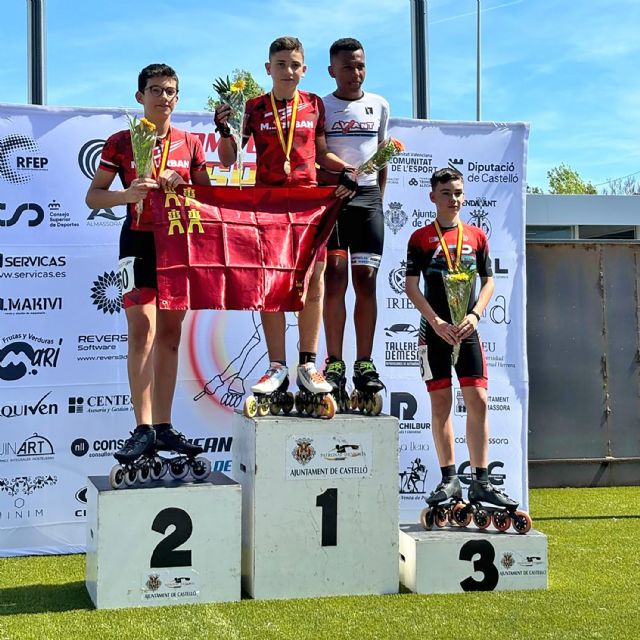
{"left": 3, "top": 0, "right": 639, "bottom": 190}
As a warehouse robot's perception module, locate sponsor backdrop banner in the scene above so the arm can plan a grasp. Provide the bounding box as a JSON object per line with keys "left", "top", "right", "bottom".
{"left": 0, "top": 104, "right": 528, "bottom": 556}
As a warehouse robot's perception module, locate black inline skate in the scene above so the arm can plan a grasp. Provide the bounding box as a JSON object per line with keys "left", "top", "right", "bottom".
{"left": 110, "top": 425, "right": 157, "bottom": 489}
{"left": 294, "top": 362, "right": 337, "bottom": 418}
{"left": 323, "top": 357, "right": 350, "bottom": 413}
{"left": 350, "top": 358, "right": 384, "bottom": 416}
{"left": 243, "top": 364, "right": 294, "bottom": 418}
{"left": 152, "top": 423, "right": 212, "bottom": 483}
{"left": 465, "top": 480, "right": 532, "bottom": 534}
{"left": 420, "top": 475, "right": 470, "bottom": 530}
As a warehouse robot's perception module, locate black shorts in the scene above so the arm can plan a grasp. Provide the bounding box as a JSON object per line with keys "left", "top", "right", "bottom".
{"left": 327, "top": 185, "right": 384, "bottom": 268}
{"left": 119, "top": 222, "right": 157, "bottom": 305}
{"left": 418, "top": 324, "right": 487, "bottom": 392}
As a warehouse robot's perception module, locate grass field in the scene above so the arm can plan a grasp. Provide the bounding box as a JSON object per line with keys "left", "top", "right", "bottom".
{"left": 1, "top": 487, "right": 639, "bottom": 640}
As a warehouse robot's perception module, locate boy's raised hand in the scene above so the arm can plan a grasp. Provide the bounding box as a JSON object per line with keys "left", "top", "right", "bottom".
{"left": 214, "top": 104, "right": 232, "bottom": 137}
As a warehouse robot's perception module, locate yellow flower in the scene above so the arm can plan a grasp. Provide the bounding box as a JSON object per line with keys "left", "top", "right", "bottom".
{"left": 139, "top": 117, "right": 156, "bottom": 132}
{"left": 230, "top": 79, "right": 246, "bottom": 93}
{"left": 448, "top": 272, "right": 472, "bottom": 282}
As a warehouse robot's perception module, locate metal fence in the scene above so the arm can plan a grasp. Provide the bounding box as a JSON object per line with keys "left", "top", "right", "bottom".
{"left": 526, "top": 243, "right": 640, "bottom": 487}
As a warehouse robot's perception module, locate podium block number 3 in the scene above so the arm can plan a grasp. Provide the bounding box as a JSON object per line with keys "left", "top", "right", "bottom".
{"left": 150, "top": 508, "right": 193, "bottom": 568}
{"left": 316, "top": 488, "right": 338, "bottom": 547}
{"left": 459, "top": 539, "right": 499, "bottom": 591}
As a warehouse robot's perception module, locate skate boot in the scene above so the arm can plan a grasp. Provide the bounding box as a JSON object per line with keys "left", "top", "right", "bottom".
{"left": 244, "top": 364, "right": 294, "bottom": 418}
{"left": 323, "top": 357, "right": 349, "bottom": 413}
{"left": 467, "top": 480, "right": 532, "bottom": 534}
{"left": 295, "top": 362, "right": 337, "bottom": 418}
{"left": 350, "top": 358, "right": 384, "bottom": 415}
{"left": 152, "top": 423, "right": 212, "bottom": 482}
{"left": 420, "top": 475, "right": 470, "bottom": 530}
{"left": 110, "top": 425, "right": 156, "bottom": 489}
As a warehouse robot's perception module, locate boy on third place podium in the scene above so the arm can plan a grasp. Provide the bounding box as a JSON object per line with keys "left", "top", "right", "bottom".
{"left": 214, "top": 36, "right": 357, "bottom": 412}
{"left": 404, "top": 167, "right": 531, "bottom": 532}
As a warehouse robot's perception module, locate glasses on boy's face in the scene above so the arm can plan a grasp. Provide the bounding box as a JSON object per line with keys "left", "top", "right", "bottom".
{"left": 144, "top": 85, "right": 178, "bottom": 98}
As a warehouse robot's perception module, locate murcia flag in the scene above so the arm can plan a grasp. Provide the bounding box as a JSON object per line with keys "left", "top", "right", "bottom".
{"left": 150, "top": 185, "right": 341, "bottom": 311}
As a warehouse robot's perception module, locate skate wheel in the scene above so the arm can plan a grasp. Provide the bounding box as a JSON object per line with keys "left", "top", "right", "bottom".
{"left": 109, "top": 464, "right": 126, "bottom": 489}
{"left": 364, "top": 398, "right": 373, "bottom": 415}
{"left": 169, "top": 459, "right": 189, "bottom": 481}
{"left": 357, "top": 395, "right": 365, "bottom": 412}
{"left": 150, "top": 457, "right": 166, "bottom": 481}
{"left": 304, "top": 401, "right": 314, "bottom": 415}
{"left": 137, "top": 466, "right": 151, "bottom": 484}
{"left": 372, "top": 393, "right": 383, "bottom": 416}
{"left": 350, "top": 390, "right": 359, "bottom": 411}
{"left": 512, "top": 511, "right": 532, "bottom": 534}
{"left": 294, "top": 394, "right": 304, "bottom": 414}
{"left": 492, "top": 511, "right": 512, "bottom": 532}
{"left": 451, "top": 502, "right": 472, "bottom": 527}
{"left": 419, "top": 507, "right": 433, "bottom": 531}
{"left": 191, "top": 456, "right": 212, "bottom": 481}
{"left": 321, "top": 394, "right": 337, "bottom": 419}
{"left": 243, "top": 396, "right": 258, "bottom": 418}
{"left": 257, "top": 402, "right": 270, "bottom": 417}
{"left": 473, "top": 509, "right": 491, "bottom": 530}
{"left": 123, "top": 467, "right": 137, "bottom": 487}
{"left": 270, "top": 402, "right": 281, "bottom": 416}
{"left": 282, "top": 392, "right": 294, "bottom": 415}
{"left": 434, "top": 506, "right": 448, "bottom": 528}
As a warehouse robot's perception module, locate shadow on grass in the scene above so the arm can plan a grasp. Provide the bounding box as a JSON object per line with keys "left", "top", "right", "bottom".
{"left": 0, "top": 581, "right": 92, "bottom": 615}
{"left": 534, "top": 514, "right": 640, "bottom": 521}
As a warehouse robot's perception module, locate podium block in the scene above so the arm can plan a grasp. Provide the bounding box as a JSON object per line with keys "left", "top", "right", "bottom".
{"left": 233, "top": 412, "right": 399, "bottom": 600}
{"left": 85, "top": 473, "right": 241, "bottom": 609}
{"left": 399, "top": 523, "right": 548, "bottom": 593}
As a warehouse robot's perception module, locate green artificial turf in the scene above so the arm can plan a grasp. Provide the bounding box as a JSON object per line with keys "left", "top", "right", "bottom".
{"left": 1, "top": 487, "right": 639, "bottom": 640}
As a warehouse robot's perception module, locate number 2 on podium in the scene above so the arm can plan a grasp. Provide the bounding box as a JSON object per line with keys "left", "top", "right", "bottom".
{"left": 316, "top": 488, "right": 338, "bottom": 546}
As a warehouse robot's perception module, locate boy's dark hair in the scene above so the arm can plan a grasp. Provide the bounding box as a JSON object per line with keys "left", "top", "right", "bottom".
{"left": 330, "top": 38, "right": 364, "bottom": 58}
{"left": 269, "top": 36, "right": 304, "bottom": 59}
{"left": 138, "top": 63, "right": 179, "bottom": 93}
{"left": 430, "top": 167, "right": 464, "bottom": 190}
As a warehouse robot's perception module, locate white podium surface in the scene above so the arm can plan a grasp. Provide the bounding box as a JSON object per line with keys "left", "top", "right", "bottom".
{"left": 233, "top": 412, "right": 399, "bottom": 600}
{"left": 399, "top": 523, "right": 548, "bottom": 593}
{"left": 85, "top": 472, "right": 241, "bottom": 609}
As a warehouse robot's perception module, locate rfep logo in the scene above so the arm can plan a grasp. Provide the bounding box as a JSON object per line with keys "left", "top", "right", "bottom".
{"left": 0, "top": 135, "right": 48, "bottom": 184}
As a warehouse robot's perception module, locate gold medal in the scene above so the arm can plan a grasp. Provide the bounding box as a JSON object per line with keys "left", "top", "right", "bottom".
{"left": 270, "top": 91, "right": 299, "bottom": 178}
{"left": 283, "top": 160, "right": 291, "bottom": 175}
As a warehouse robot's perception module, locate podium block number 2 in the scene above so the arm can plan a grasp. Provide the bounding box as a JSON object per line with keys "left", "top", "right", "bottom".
{"left": 150, "top": 508, "right": 193, "bottom": 568}
{"left": 316, "top": 488, "right": 338, "bottom": 547}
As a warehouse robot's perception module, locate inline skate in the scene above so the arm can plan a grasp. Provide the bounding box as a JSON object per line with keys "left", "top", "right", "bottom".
{"left": 151, "top": 423, "right": 212, "bottom": 483}
{"left": 294, "top": 362, "right": 337, "bottom": 418}
{"left": 465, "top": 480, "right": 532, "bottom": 534}
{"left": 323, "top": 357, "right": 350, "bottom": 413}
{"left": 109, "top": 425, "right": 157, "bottom": 489}
{"left": 243, "top": 364, "right": 295, "bottom": 418}
{"left": 350, "top": 358, "right": 384, "bottom": 415}
{"left": 420, "top": 475, "right": 470, "bottom": 529}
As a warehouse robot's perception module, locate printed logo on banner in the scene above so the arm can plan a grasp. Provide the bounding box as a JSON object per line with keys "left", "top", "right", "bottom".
{"left": 0, "top": 474, "right": 57, "bottom": 496}
{"left": 0, "top": 296, "right": 63, "bottom": 316}
{"left": 0, "top": 432, "right": 55, "bottom": 463}
{"left": 87, "top": 207, "right": 126, "bottom": 226}
{"left": 0, "top": 252, "right": 67, "bottom": 279}
{"left": 466, "top": 159, "right": 519, "bottom": 184}
{"left": 457, "top": 460, "right": 507, "bottom": 486}
{"left": 384, "top": 323, "right": 418, "bottom": 338}
{"left": 76, "top": 333, "right": 127, "bottom": 363}
{"left": 74, "top": 486, "right": 87, "bottom": 518}
{"left": 448, "top": 158, "right": 464, "bottom": 171}
{"left": 465, "top": 197, "right": 495, "bottom": 238}
{"left": 286, "top": 433, "right": 371, "bottom": 479}
{"left": 78, "top": 139, "right": 106, "bottom": 180}
{"left": 141, "top": 569, "right": 199, "bottom": 602}
{"left": 399, "top": 457, "right": 427, "bottom": 494}
{"left": 390, "top": 392, "right": 430, "bottom": 433}
{"left": 67, "top": 392, "right": 132, "bottom": 415}
{"left": 389, "top": 152, "right": 434, "bottom": 176}
{"left": 0, "top": 475, "right": 57, "bottom": 523}
{"left": 47, "top": 199, "right": 78, "bottom": 229}
{"left": 499, "top": 551, "right": 546, "bottom": 578}
{"left": 0, "top": 202, "right": 45, "bottom": 228}
{"left": 0, "top": 335, "right": 63, "bottom": 382}
{"left": 485, "top": 294, "right": 511, "bottom": 325}
{"left": 454, "top": 388, "right": 512, "bottom": 416}
{"left": 90, "top": 271, "right": 123, "bottom": 314}
{"left": 0, "top": 135, "right": 48, "bottom": 184}
{"left": 386, "top": 260, "right": 415, "bottom": 312}
{"left": 384, "top": 308, "right": 419, "bottom": 367}
{"left": 383, "top": 202, "right": 408, "bottom": 234}
{"left": 411, "top": 207, "right": 436, "bottom": 228}
{"left": 0, "top": 390, "right": 58, "bottom": 419}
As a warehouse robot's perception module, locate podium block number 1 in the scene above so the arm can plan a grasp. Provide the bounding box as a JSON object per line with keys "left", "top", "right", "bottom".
{"left": 316, "top": 488, "right": 337, "bottom": 547}
{"left": 150, "top": 507, "right": 193, "bottom": 568}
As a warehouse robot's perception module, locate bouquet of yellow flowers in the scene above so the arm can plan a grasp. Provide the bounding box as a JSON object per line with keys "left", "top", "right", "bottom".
{"left": 442, "top": 262, "right": 477, "bottom": 365}
{"left": 127, "top": 115, "right": 157, "bottom": 224}
{"left": 213, "top": 76, "right": 247, "bottom": 187}
{"left": 357, "top": 137, "right": 404, "bottom": 175}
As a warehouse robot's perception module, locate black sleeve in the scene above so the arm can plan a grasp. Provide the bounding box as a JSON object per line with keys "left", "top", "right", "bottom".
{"left": 405, "top": 236, "right": 425, "bottom": 278}
{"left": 476, "top": 233, "right": 493, "bottom": 277}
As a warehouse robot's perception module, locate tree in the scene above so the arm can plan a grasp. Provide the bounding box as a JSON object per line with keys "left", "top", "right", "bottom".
{"left": 206, "top": 69, "right": 265, "bottom": 111}
{"left": 547, "top": 163, "right": 597, "bottom": 195}
{"left": 600, "top": 175, "right": 640, "bottom": 195}
{"left": 527, "top": 185, "right": 544, "bottom": 194}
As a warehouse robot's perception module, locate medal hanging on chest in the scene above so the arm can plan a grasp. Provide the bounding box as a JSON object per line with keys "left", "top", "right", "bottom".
{"left": 270, "top": 91, "right": 299, "bottom": 177}
{"left": 433, "top": 219, "right": 463, "bottom": 271}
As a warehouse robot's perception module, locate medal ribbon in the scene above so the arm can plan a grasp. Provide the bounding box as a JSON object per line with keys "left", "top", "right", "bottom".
{"left": 269, "top": 91, "right": 299, "bottom": 168}
{"left": 151, "top": 129, "right": 171, "bottom": 179}
{"left": 434, "top": 219, "right": 463, "bottom": 272}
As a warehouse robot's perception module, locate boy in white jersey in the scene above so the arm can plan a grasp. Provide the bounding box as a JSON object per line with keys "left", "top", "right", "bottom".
{"left": 321, "top": 38, "right": 390, "bottom": 412}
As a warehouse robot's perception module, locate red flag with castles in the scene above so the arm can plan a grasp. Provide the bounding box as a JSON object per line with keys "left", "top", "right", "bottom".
{"left": 150, "top": 185, "right": 341, "bottom": 312}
